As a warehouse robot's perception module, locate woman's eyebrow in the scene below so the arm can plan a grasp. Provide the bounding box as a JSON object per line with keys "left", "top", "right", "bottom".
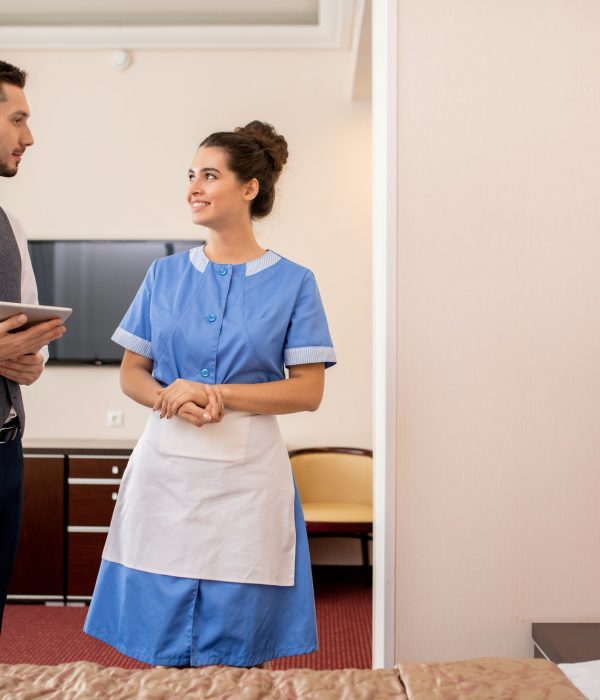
{"left": 188, "top": 167, "right": 222, "bottom": 176}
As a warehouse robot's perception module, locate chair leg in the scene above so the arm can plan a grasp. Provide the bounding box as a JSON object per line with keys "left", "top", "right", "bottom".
{"left": 360, "top": 535, "right": 371, "bottom": 586}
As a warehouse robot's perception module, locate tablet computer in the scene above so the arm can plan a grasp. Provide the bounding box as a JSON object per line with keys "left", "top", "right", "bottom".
{"left": 0, "top": 301, "right": 72, "bottom": 331}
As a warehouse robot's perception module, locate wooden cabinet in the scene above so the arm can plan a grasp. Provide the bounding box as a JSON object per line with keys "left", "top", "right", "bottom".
{"left": 67, "top": 456, "right": 127, "bottom": 599}
{"left": 8, "top": 456, "right": 65, "bottom": 600}
{"left": 8, "top": 447, "right": 131, "bottom": 603}
{"left": 67, "top": 533, "right": 110, "bottom": 599}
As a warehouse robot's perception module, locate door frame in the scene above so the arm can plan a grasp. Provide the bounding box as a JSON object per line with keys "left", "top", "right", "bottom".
{"left": 372, "top": 0, "right": 398, "bottom": 669}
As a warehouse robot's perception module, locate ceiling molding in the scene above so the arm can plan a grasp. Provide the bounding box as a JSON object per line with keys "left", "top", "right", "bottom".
{"left": 0, "top": 0, "right": 354, "bottom": 50}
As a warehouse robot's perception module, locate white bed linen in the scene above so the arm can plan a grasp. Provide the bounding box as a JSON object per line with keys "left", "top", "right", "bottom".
{"left": 559, "top": 660, "right": 600, "bottom": 700}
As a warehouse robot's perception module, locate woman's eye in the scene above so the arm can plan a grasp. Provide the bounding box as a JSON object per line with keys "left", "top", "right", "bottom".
{"left": 205, "top": 173, "right": 216, "bottom": 180}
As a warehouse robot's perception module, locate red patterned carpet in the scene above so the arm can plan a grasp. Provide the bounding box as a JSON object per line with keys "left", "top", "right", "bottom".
{"left": 0, "top": 568, "right": 371, "bottom": 670}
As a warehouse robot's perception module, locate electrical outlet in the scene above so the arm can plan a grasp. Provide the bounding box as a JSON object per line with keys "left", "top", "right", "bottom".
{"left": 106, "top": 410, "right": 124, "bottom": 428}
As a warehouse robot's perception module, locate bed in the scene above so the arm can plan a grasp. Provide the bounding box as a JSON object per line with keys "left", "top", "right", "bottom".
{"left": 0, "top": 657, "right": 586, "bottom": 699}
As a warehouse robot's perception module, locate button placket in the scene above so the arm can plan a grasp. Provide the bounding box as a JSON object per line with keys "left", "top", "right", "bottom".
{"left": 201, "top": 263, "right": 232, "bottom": 382}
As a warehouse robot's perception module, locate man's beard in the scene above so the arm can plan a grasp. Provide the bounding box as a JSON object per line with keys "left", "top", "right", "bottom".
{"left": 0, "top": 160, "right": 17, "bottom": 177}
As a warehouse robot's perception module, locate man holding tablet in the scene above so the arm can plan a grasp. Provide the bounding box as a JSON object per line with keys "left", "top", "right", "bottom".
{"left": 0, "top": 60, "right": 66, "bottom": 631}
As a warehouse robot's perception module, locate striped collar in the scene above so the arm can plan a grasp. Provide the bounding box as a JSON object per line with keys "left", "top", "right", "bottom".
{"left": 189, "top": 245, "right": 281, "bottom": 276}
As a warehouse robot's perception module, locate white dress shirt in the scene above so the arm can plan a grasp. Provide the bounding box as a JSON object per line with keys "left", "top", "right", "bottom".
{"left": 5, "top": 209, "right": 39, "bottom": 306}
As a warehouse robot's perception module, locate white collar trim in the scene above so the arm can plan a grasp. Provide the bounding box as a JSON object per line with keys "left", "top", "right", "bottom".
{"left": 189, "top": 245, "right": 281, "bottom": 276}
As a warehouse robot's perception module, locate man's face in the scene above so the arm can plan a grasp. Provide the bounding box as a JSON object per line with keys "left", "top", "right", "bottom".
{"left": 0, "top": 82, "right": 34, "bottom": 177}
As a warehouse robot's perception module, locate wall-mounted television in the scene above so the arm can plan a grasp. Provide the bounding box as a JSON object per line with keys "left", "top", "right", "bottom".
{"left": 28, "top": 240, "right": 202, "bottom": 364}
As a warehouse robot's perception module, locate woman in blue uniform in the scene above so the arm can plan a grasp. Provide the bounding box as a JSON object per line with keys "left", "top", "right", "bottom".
{"left": 84, "top": 120, "right": 336, "bottom": 667}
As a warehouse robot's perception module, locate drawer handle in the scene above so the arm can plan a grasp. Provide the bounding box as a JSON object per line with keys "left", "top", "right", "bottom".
{"left": 112, "top": 492, "right": 118, "bottom": 501}
{"left": 111, "top": 466, "right": 120, "bottom": 475}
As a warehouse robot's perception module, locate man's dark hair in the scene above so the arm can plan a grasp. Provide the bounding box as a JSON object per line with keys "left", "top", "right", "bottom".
{"left": 0, "top": 60, "right": 27, "bottom": 101}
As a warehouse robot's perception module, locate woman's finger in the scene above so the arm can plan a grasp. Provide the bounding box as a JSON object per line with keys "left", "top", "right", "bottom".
{"left": 167, "top": 390, "right": 194, "bottom": 418}
{"left": 212, "top": 386, "right": 224, "bottom": 421}
{"left": 168, "top": 395, "right": 185, "bottom": 418}
{"left": 152, "top": 389, "right": 165, "bottom": 412}
{"left": 158, "top": 395, "right": 171, "bottom": 418}
{"left": 204, "top": 387, "right": 219, "bottom": 422}
{"left": 207, "top": 385, "right": 225, "bottom": 422}
{"left": 178, "top": 401, "right": 207, "bottom": 427}
{"left": 215, "top": 386, "right": 225, "bottom": 417}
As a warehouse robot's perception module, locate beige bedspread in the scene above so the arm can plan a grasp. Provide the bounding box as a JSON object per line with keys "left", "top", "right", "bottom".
{"left": 0, "top": 662, "right": 406, "bottom": 700}
{"left": 0, "top": 657, "right": 587, "bottom": 699}
{"left": 397, "top": 657, "right": 586, "bottom": 699}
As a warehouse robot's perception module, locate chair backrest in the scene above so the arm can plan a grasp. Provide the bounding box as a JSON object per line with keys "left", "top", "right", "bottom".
{"left": 289, "top": 448, "right": 373, "bottom": 507}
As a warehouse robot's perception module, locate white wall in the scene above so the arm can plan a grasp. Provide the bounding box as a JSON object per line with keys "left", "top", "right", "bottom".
{"left": 395, "top": 0, "right": 600, "bottom": 660}
{"left": 0, "top": 48, "right": 371, "bottom": 565}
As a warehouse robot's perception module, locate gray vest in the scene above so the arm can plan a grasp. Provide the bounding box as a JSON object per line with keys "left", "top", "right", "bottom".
{"left": 0, "top": 207, "right": 25, "bottom": 431}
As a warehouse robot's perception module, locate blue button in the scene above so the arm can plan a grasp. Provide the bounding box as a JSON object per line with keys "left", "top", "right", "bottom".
{"left": 218, "top": 267, "right": 228, "bottom": 276}
{"left": 201, "top": 368, "right": 210, "bottom": 378}
{"left": 207, "top": 313, "right": 217, "bottom": 323}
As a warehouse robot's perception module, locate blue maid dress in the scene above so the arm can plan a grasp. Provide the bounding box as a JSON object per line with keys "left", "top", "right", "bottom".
{"left": 84, "top": 245, "right": 336, "bottom": 667}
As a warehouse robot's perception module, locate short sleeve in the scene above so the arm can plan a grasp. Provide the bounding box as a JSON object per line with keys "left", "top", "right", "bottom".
{"left": 284, "top": 270, "right": 336, "bottom": 369}
{"left": 111, "top": 260, "right": 157, "bottom": 359}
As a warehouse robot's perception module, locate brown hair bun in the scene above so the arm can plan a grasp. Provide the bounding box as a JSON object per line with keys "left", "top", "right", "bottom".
{"left": 235, "top": 120, "right": 289, "bottom": 176}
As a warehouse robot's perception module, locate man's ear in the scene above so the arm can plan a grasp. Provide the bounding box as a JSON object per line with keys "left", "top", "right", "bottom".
{"left": 243, "top": 178, "right": 259, "bottom": 201}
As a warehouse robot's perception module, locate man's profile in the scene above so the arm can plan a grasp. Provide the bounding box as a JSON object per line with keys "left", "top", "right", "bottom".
{"left": 0, "top": 59, "right": 65, "bottom": 632}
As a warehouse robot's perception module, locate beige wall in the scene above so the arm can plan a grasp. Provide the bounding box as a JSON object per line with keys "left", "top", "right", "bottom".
{"left": 395, "top": 0, "right": 600, "bottom": 660}
{"left": 0, "top": 48, "right": 371, "bottom": 565}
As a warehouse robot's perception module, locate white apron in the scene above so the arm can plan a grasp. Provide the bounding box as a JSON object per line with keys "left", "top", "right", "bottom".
{"left": 102, "top": 410, "right": 296, "bottom": 586}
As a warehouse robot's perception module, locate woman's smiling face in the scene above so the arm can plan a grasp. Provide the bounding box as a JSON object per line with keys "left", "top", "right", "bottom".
{"left": 187, "top": 146, "right": 258, "bottom": 229}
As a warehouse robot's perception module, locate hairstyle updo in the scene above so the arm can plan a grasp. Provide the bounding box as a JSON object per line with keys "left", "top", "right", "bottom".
{"left": 199, "top": 120, "right": 288, "bottom": 219}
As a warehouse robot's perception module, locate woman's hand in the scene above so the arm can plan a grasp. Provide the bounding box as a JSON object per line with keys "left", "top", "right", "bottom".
{"left": 154, "top": 379, "right": 225, "bottom": 421}
{"left": 153, "top": 378, "right": 208, "bottom": 418}
{"left": 176, "top": 386, "right": 225, "bottom": 427}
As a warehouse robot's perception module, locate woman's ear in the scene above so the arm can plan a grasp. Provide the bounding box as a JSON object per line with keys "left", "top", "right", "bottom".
{"left": 243, "top": 178, "right": 259, "bottom": 201}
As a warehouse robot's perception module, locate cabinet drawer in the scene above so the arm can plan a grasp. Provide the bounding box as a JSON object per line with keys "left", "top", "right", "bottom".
{"left": 67, "top": 532, "right": 106, "bottom": 597}
{"left": 69, "top": 484, "right": 119, "bottom": 525}
{"left": 69, "top": 457, "right": 129, "bottom": 479}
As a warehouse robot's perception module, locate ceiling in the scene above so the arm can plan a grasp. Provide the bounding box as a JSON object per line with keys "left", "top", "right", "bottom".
{"left": 0, "top": 0, "right": 320, "bottom": 27}
{"left": 0, "top": 0, "right": 358, "bottom": 51}
{"left": 0, "top": 0, "right": 370, "bottom": 99}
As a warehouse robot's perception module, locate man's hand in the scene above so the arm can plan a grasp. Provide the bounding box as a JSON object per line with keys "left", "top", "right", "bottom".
{"left": 0, "top": 352, "right": 45, "bottom": 385}
{"left": 0, "top": 314, "right": 65, "bottom": 361}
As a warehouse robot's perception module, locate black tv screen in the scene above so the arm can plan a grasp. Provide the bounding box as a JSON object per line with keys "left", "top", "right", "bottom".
{"left": 28, "top": 240, "right": 202, "bottom": 364}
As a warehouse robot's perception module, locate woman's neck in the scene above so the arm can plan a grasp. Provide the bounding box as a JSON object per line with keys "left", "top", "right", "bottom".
{"left": 203, "top": 225, "right": 265, "bottom": 264}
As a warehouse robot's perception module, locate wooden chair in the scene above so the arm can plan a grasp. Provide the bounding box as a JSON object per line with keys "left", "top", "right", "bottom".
{"left": 289, "top": 447, "right": 373, "bottom": 583}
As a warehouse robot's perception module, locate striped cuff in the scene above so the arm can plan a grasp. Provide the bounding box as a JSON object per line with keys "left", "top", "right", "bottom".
{"left": 284, "top": 346, "right": 337, "bottom": 368}
{"left": 111, "top": 327, "right": 153, "bottom": 359}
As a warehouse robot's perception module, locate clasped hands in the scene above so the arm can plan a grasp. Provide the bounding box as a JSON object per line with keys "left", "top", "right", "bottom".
{"left": 0, "top": 314, "right": 65, "bottom": 385}
{"left": 153, "top": 378, "right": 224, "bottom": 427}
